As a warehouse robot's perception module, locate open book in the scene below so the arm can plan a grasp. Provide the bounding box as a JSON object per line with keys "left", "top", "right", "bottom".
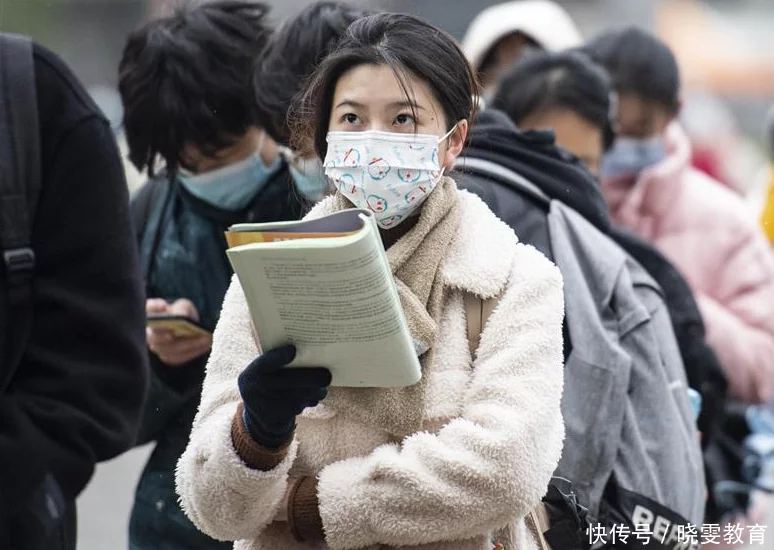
{"left": 225, "top": 209, "right": 422, "bottom": 388}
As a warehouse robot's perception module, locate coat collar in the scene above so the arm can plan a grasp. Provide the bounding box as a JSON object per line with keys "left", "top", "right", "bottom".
{"left": 306, "top": 186, "right": 516, "bottom": 299}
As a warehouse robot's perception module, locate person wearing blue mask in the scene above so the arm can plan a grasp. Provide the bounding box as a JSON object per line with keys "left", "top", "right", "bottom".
{"left": 117, "top": 3, "right": 304, "bottom": 550}
{"left": 585, "top": 28, "right": 774, "bottom": 407}
{"left": 252, "top": 2, "right": 374, "bottom": 204}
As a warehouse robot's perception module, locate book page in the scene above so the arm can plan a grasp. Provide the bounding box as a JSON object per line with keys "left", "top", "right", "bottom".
{"left": 227, "top": 222, "right": 421, "bottom": 388}
{"left": 230, "top": 208, "right": 371, "bottom": 234}
{"left": 225, "top": 230, "right": 358, "bottom": 248}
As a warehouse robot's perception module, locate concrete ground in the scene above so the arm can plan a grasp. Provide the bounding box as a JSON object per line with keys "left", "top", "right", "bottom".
{"left": 77, "top": 445, "right": 151, "bottom": 550}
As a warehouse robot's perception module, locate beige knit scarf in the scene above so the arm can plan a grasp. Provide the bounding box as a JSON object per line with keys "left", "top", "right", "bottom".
{"left": 323, "top": 176, "right": 461, "bottom": 436}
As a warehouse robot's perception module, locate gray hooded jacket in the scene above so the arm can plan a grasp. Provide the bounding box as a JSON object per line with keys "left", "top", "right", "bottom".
{"left": 458, "top": 156, "right": 705, "bottom": 526}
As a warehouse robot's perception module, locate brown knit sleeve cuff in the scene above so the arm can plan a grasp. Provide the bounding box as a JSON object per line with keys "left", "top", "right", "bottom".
{"left": 230, "top": 403, "right": 292, "bottom": 471}
{"left": 287, "top": 476, "right": 325, "bottom": 543}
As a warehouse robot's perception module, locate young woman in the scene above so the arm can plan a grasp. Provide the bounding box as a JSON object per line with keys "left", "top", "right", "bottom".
{"left": 176, "top": 13, "right": 565, "bottom": 550}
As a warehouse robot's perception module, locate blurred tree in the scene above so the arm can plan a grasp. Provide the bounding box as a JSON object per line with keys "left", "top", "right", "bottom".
{"left": 2, "top": 0, "right": 145, "bottom": 91}
{"left": 0, "top": 0, "right": 52, "bottom": 43}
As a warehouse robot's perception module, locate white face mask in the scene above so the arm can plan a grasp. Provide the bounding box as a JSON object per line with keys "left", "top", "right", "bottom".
{"left": 323, "top": 125, "right": 458, "bottom": 229}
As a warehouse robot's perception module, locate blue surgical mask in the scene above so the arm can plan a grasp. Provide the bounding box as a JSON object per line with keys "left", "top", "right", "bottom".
{"left": 280, "top": 148, "right": 330, "bottom": 201}
{"left": 600, "top": 136, "right": 666, "bottom": 180}
{"left": 179, "top": 152, "right": 281, "bottom": 210}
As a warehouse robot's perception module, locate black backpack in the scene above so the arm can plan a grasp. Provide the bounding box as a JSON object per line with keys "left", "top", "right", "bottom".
{"left": 0, "top": 33, "right": 68, "bottom": 549}
{"left": 0, "top": 33, "right": 41, "bottom": 391}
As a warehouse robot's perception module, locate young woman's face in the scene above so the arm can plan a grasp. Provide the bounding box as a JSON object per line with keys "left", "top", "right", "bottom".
{"left": 520, "top": 108, "right": 604, "bottom": 178}
{"left": 328, "top": 63, "right": 468, "bottom": 171}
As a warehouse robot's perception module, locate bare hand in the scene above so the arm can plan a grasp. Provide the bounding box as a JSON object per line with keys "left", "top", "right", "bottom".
{"left": 146, "top": 298, "right": 212, "bottom": 367}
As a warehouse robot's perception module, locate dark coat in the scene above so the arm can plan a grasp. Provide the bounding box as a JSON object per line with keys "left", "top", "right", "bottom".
{"left": 129, "top": 170, "right": 303, "bottom": 550}
{"left": 0, "top": 43, "right": 149, "bottom": 550}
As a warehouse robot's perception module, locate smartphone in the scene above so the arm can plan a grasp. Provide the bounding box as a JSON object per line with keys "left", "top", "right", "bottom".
{"left": 146, "top": 314, "right": 211, "bottom": 338}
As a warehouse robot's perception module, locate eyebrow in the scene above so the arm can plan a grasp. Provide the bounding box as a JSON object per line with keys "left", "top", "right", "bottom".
{"left": 333, "top": 99, "right": 426, "bottom": 111}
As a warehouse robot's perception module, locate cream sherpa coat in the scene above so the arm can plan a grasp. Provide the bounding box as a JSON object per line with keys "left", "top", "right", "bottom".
{"left": 176, "top": 189, "right": 565, "bottom": 550}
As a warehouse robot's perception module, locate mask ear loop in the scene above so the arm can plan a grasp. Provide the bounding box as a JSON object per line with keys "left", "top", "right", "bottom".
{"left": 436, "top": 121, "right": 463, "bottom": 179}
{"left": 278, "top": 145, "right": 301, "bottom": 171}
{"left": 258, "top": 129, "right": 285, "bottom": 170}
{"left": 438, "top": 121, "right": 462, "bottom": 144}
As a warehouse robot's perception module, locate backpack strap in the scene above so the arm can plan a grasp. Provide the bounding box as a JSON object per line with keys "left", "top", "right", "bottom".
{"left": 525, "top": 507, "right": 553, "bottom": 550}
{"left": 456, "top": 156, "right": 551, "bottom": 207}
{"left": 130, "top": 177, "right": 172, "bottom": 280}
{"left": 0, "top": 34, "right": 41, "bottom": 392}
{"left": 463, "top": 292, "right": 498, "bottom": 359}
{"left": 130, "top": 181, "right": 160, "bottom": 243}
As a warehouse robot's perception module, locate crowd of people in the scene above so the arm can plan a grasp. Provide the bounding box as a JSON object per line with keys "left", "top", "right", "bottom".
{"left": 3, "top": 1, "right": 774, "bottom": 549}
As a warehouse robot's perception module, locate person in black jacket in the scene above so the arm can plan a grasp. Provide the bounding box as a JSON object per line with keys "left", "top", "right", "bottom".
{"left": 118, "top": 3, "right": 304, "bottom": 549}
{"left": 489, "top": 50, "right": 727, "bottom": 440}
{"left": 0, "top": 40, "right": 148, "bottom": 549}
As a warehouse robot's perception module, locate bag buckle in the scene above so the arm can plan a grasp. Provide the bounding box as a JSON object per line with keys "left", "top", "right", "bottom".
{"left": 4, "top": 247, "right": 35, "bottom": 275}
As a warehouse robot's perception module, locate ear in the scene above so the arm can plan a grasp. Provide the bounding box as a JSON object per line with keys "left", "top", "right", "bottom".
{"left": 441, "top": 119, "right": 469, "bottom": 170}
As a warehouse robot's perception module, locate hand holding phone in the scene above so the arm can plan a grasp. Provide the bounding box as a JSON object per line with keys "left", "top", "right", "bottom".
{"left": 147, "top": 313, "right": 210, "bottom": 338}
{"left": 146, "top": 298, "right": 212, "bottom": 367}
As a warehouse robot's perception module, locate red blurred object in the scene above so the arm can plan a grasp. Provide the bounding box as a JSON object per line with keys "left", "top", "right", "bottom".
{"left": 691, "top": 147, "right": 735, "bottom": 192}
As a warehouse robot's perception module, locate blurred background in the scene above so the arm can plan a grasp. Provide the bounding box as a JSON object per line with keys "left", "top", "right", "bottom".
{"left": 3, "top": 0, "right": 774, "bottom": 199}
{"left": 1, "top": 0, "right": 774, "bottom": 548}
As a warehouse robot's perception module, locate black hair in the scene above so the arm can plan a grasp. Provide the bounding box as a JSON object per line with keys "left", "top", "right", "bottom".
{"left": 583, "top": 26, "right": 680, "bottom": 114}
{"left": 492, "top": 50, "right": 615, "bottom": 149}
{"left": 118, "top": 1, "right": 272, "bottom": 179}
{"left": 253, "top": 1, "right": 374, "bottom": 146}
{"left": 295, "top": 12, "right": 479, "bottom": 159}
{"left": 478, "top": 32, "right": 541, "bottom": 80}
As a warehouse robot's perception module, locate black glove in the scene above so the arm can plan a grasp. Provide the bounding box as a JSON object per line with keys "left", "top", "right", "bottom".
{"left": 238, "top": 345, "right": 331, "bottom": 449}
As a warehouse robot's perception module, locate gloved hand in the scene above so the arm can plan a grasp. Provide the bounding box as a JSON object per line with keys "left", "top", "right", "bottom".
{"left": 238, "top": 345, "right": 331, "bottom": 449}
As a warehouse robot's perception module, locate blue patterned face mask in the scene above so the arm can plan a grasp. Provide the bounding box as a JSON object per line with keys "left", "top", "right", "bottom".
{"left": 323, "top": 124, "right": 458, "bottom": 229}
{"left": 179, "top": 152, "right": 281, "bottom": 210}
{"left": 600, "top": 136, "right": 667, "bottom": 180}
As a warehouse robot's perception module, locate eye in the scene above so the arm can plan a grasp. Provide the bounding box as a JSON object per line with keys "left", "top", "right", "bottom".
{"left": 394, "top": 113, "right": 415, "bottom": 127}
{"left": 341, "top": 113, "right": 361, "bottom": 126}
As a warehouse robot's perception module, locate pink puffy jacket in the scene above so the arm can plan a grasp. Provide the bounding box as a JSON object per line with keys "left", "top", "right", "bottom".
{"left": 602, "top": 122, "right": 774, "bottom": 403}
